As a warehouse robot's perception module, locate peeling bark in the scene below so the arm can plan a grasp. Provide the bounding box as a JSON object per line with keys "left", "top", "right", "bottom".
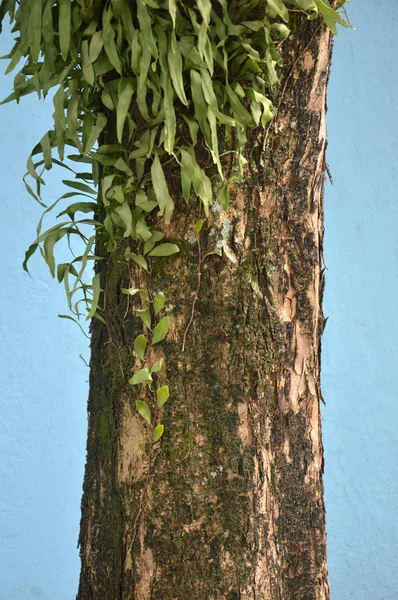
{"left": 77, "top": 17, "right": 333, "bottom": 600}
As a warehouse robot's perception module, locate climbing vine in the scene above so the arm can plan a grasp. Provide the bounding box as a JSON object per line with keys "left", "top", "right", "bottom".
{"left": 0, "top": 0, "right": 347, "bottom": 443}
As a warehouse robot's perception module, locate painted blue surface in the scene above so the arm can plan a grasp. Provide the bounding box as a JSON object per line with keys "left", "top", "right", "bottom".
{"left": 0, "top": 31, "right": 88, "bottom": 600}
{"left": 323, "top": 1, "right": 398, "bottom": 599}
{"left": 0, "top": 2, "right": 397, "bottom": 599}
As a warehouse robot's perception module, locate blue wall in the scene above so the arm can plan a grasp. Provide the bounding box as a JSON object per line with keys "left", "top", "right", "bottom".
{"left": 323, "top": 2, "right": 398, "bottom": 599}
{"left": 0, "top": 2, "right": 397, "bottom": 598}
{"left": 0, "top": 31, "right": 88, "bottom": 599}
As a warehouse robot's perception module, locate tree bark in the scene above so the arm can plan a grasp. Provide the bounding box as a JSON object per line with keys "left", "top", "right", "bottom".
{"left": 77, "top": 16, "right": 332, "bottom": 600}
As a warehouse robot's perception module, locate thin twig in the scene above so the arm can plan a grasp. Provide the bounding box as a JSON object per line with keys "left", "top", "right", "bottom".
{"left": 325, "top": 161, "right": 334, "bottom": 185}
{"left": 79, "top": 354, "right": 89, "bottom": 367}
{"left": 341, "top": 4, "right": 355, "bottom": 30}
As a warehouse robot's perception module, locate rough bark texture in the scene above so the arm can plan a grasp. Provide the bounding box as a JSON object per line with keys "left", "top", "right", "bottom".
{"left": 77, "top": 17, "right": 332, "bottom": 600}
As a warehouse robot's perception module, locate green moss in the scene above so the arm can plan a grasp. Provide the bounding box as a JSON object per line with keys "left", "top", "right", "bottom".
{"left": 98, "top": 412, "right": 112, "bottom": 458}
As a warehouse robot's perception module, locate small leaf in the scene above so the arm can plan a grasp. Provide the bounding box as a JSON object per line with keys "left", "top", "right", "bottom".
{"left": 151, "top": 154, "right": 174, "bottom": 224}
{"left": 150, "top": 358, "right": 164, "bottom": 373}
{"left": 127, "top": 253, "right": 148, "bottom": 271}
{"left": 135, "top": 309, "right": 151, "bottom": 330}
{"left": 266, "top": 0, "right": 289, "bottom": 22}
{"left": 114, "top": 202, "right": 133, "bottom": 237}
{"left": 59, "top": 0, "right": 71, "bottom": 60}
{"left": 195, "top": 219, "right": 203, "bottom": 237}
{"left": 129, "top": 368, "right": 152, "bottom": 386}
{"left": 86, "top": 274, "right": 101, "bottom": 320}
{"left": 167, "top": 32, "right": 187, "bottom": 105}
{"left": 138, "top": 443, "right": 147, "bottom": 455}
{"left": 152, "top": 316, "right": 170, "bottom": 344}
{"left": 62, "top": 180, "right": 97, "bottom": 195}
{"left": 136, "top": 400, "right": 151, "bottom": 423}
{"left": 153, "top": 424, "right": 164, "bottom": 442}
{"left": 117, "top": 79, "right": 135, "bottom": 143}
{"left": 157, "top": 385, "right": 170, "bottom": 407}
{"left": 122, "top": 287, "right": 150, "bottom": 301}
{"left": 143, "top": 231, "right": 164, "bottom": 255}
{"left": 134, "top": 334, "right": 148, "bottom": 360}
{"left": 203, "top": 249, "right": 220, "bottom": 259}
{"left": 216, "top": 182, "right": 229, "bottom": 211}
{"left": 148, "top": 244, "right": 180, "bottom": 257}
{"left": 154, "top": 292, "right": 165, "bottom": 315}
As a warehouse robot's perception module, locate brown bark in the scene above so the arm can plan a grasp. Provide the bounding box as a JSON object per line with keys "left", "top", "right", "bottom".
{"left": 77, "top": 16, "right": 332, "bottom": 600}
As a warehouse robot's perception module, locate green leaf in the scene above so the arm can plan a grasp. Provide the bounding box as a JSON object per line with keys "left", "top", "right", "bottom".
{"left": 122, "top": 287, "right": 150, "bottom": 301}
{"left": 143, "top": 230, "right": 164, "bottom": 255}
{"left": 114, "top": 202, "right": 133, "bottom": 237}
{"left": 57, "top": 202, "right": 97, "bottom": 220}
{"left": 114, "top": 157, "right": 133, "bottom": 176}
{"left": 167, "top": 32, "right": 187, "bottom": 105}
{"left": 148, "top": 243, "right": 180, "bottom": 257}
{"left": 102, "top": 7, "right": 123, "bottom": 74}
{"left": 168, "top": 0, "right": 177, "bottom": 27}
{"left": 150, "top": 358, "right": 164, "bottom": 373}
{"left": 86, "top": 274, "right": 102, "bottom": 320}
{"left": 180, "top": 148, "right": 194, "bottom": 203}
{"left": 82, "top": 40, "right": 95, "bottom": 86}
{"left": 152, "top": 316, "right": 170, "bottom": 344}
{"left": 62, "top": 180, "right": 97, "bottom": 196}
{"left": 129, "top": 368, "right": 153, "bottom": 386}
{"left": 134, "top": 334, "right": 148, "bottom": 360}
{"left": 203, "top": 249, "right": 220, "bottom": 259}
{"left": 41, "top": 132, "right": 52, "bottom": 170}
{"left": 84, "top": 112, "right": 107, "bottom": 154}
{"left": 126, "top": 253, "right": 148, "bottom": 271}
{"left": 216, "top": 182, "right": 229, "bottom": 210}
{"left": 266, "top": 0, "right": 289, "bottom": 22}
{"left": 151, "top": 154, "right": 174, "bottom": 224}
{"left": 154, "top": 292, "right": 165, "bottom": 315}
{"left": 23, "top": 243, "right": 39, "bottom": 272}
{"left": 190, "top": 70, "right": 211, "bottom": 148}
{"left": 136, "top": 214, "right": 152, "bottom": 241}
{"left": 157, "top": 385, "right": 170, "bottom": 407}
{"left": 195, "top": 219, "right": 203, "bottom": 237}
{"left": 89, "top": 30, "right": 104, "bottom": 63}
{"left": 135, "top": 309, "right": 151, "bottom": 330}
{"left": 58, "top": 314, "right": 91, "bottom": 339}
{"left": 135, "top": 400, "right": 151, "bottom": 423}
{"left": 29, "top": 0, "right": 42, "bottom": 62}
{"left": 153, "top": 424, "right": 164, "bottom": 442}
{"left": 59, "top": 0, "right": 71, "bottom": 60}
{"left": 137, "top": 0, "right": 158, "bottom": 59}
{"left": 314, "top": 0, "right": 349, "bottom": 34}
{"left": 66, "top": 93, "right": 82, "bottom": 151}
{"left": 117, "top": 79, "right": 135, "bottom": 143}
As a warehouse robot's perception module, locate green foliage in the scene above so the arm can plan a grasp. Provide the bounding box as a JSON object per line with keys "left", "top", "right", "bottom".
{"left": 0, "top": 0, "right": 348, "bottom": 442}
{"left": 152, "top": 316, "right": 170, "bottom": 344}
{"left": 157, "top": 385, "right": 170, "bottom": 407}
{"left": 129, "top": 368, "right": 153, "bottom": 385}
{"left": 134, "top": 333, "right": 148, "bottom": 360}
{"left": 153, "top": 292, "right": 165, "bottom": 315}
{"left": 136, "top": 400, "right": 152, "bottom": 424}
{"left": 153, "top": 424, "right": 164, "bottom": 442}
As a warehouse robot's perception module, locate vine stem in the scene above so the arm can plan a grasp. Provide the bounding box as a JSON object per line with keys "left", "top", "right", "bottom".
{"left": 181, "top": 231, "right": 202, "bottom": 352}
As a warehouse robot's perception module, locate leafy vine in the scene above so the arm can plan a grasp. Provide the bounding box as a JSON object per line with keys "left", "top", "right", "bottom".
{"left": 0, "top": 0, "right": 348, "bottom": 442}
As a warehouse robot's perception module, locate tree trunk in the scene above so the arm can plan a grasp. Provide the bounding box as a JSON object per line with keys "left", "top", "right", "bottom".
{"left": 77, "top": 16, "right": 332, "bottom": 600}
